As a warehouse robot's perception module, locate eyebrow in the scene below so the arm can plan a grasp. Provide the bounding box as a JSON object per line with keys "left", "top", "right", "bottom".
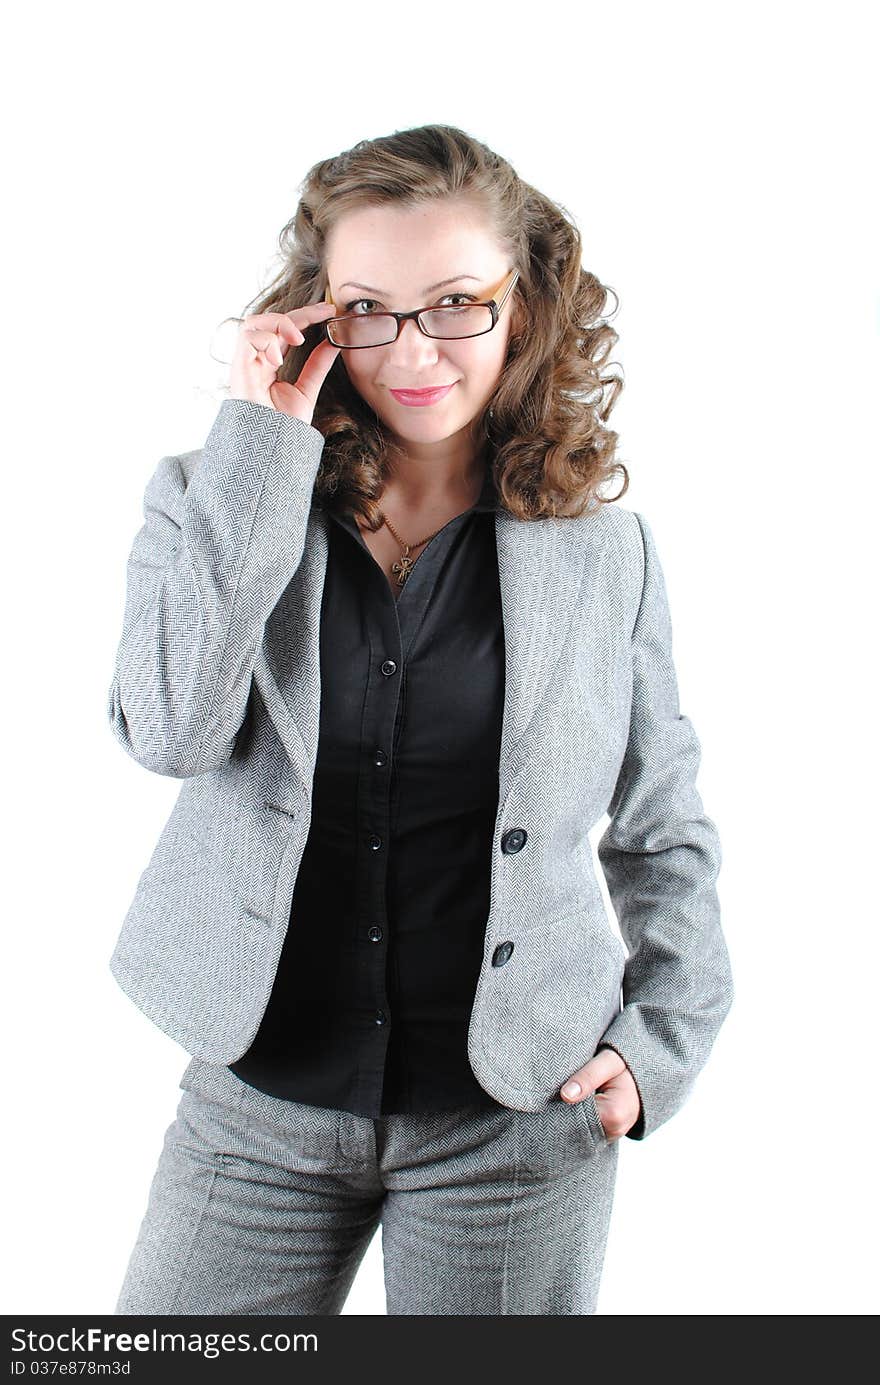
{"left": 337, "top": 275, "right": 483, "bottom": 296}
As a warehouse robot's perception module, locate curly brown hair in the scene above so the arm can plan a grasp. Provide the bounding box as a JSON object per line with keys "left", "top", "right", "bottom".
{"left": 218, "top": 124, "right": 628, "bottom": 524}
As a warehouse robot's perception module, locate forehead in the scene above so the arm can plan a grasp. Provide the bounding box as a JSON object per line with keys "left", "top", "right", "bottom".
{"left": 324, "top": 201, "right": 503, "bottom": 286}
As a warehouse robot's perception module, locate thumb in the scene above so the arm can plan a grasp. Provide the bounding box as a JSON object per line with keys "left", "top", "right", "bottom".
{"left": 559, "top": 1048, "right": 622, "bottom": 1102}
{"left": 289, "top": 339, "right": 342, "bottom": 411}
{"left": 266, "top": 340, "right": 342, "bottom": 420}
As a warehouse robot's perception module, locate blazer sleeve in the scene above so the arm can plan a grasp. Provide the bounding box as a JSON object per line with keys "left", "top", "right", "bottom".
{"left": 595, "top": 511, "right": 733, "bottom": 1140}
{"left": 107, "top": 397, "right": 326, "bottom": 778}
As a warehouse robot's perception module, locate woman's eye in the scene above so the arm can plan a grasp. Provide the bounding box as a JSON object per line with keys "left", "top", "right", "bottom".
{"left": 343, "top": 293, "right": 477, "bottom": 314}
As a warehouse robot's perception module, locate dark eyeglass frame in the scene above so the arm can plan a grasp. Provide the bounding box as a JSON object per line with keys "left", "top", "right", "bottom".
{"left": 323, "top": 268, "right": 520, "bottom": 349}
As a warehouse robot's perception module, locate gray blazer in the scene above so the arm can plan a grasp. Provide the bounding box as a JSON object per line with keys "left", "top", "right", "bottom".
{"left": 107, "top": 398, "right": 733, "bottom": 1141}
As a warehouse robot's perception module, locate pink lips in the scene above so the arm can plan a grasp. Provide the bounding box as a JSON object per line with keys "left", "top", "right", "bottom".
{"left": 388, "top": 384, "right": 456, "bottom": 407}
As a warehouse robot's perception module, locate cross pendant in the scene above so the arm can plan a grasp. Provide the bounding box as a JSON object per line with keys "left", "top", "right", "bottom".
{"left": 391, "top": 550, "right": 416, "bottom": 586}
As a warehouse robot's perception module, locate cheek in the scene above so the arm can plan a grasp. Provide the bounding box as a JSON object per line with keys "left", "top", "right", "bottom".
{"left": 468, "top": 348, "right": 509, "bottom": 393}
{"left": 342, "top": 356, "right": 374, "bottom": 396}
{"left": 454, "top": 342, "right": 507, "bottom": 389}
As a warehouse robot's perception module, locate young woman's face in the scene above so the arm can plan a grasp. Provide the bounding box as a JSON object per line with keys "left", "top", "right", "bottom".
{"left": 324, "top": 201, "right": 517, "bottom": 454}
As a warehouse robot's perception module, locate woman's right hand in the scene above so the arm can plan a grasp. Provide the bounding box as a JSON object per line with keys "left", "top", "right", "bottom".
{"left": 228, "top": 302, "right": 341, "bottom": 425}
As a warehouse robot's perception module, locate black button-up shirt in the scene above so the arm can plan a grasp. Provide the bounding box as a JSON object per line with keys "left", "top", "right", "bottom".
{"left": 229, "top": 463, "right": 506, "bottom": 1117}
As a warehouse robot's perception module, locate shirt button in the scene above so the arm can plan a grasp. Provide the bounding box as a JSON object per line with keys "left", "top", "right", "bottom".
{"left": 367, "top": 925, "right": 383, "bottom": 942}
{"left": 373, "top": 748, "right": 387, "bottom": 767}
{"left": 375, "top": 1010, "right": 387, "bottom": 1025}
{"left": 380, "top": 659, "right": 397, "bottom": 676}
{"left": 369, "top": 834, "right": 382, "bottom": 851}
{"left": 501, "top": 828, "right": 528, "bottom": 853}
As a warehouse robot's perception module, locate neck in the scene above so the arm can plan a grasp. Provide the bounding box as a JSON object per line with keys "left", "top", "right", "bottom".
{"left": 382, "top": 428, "right": 488, "bottom": 514}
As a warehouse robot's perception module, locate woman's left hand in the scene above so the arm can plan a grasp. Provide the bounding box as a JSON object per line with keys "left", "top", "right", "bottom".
{"left": 559, "top": 1047, "right": 642, "bottom": 1141}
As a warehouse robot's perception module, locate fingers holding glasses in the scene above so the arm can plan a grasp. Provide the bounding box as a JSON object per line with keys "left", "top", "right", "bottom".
{"left": 228, "top": 303, "right": 340, "bottom": 426}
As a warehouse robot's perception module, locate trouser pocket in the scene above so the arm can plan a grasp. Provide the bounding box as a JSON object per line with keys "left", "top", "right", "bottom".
{"left": 177, "top": 1057, "right": 344, "bottom": 1171}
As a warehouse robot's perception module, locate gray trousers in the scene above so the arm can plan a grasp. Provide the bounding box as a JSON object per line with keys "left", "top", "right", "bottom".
{"left": 115, "top": 1056, "right": 619, "bottom": 1316}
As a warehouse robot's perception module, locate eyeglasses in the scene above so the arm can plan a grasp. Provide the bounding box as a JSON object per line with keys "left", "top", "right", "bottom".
{"left": 323, "top": 268, "right": 520, "bottom": 349}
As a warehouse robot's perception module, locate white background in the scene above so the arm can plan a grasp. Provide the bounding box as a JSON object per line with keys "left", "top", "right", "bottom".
{"left": 2, "top": 0, "right": 877, "bottom": 1317}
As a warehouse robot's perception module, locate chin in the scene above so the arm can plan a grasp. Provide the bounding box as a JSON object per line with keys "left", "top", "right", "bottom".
{"left": 376, "top": 401, "right": 468, "bottom": 431}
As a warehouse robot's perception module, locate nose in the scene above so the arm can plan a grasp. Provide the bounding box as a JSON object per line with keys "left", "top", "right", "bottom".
{"left": 388, "top": 317, "right": 441, "bottom": 359}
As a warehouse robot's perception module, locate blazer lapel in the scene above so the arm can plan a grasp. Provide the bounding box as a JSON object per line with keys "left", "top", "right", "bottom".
{"left": 255, "top": 507, "right": 328, "bottom": 792}
{"left": 254, "top": 504, "right": 594, "bottom": 802}
{"left": 493, "top": 508, "right": 591, "bottom": 800}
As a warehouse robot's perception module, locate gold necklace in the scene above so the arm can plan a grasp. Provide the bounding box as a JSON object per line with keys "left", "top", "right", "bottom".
{"left": 379, "top": 511, "right": 446, "bottom": 587}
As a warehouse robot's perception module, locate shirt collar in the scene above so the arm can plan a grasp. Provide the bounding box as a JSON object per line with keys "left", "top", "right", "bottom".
{"left": 471, "top": 465, "right": 500, "bottom": 513}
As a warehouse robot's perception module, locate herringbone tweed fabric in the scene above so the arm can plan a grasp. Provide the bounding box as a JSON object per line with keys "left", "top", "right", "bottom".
{"left": 107, "top": 398, "right": 733, "bottom": 1141}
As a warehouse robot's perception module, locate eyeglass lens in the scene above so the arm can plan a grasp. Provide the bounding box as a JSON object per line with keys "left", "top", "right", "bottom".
{"left": 327, "top": 303, "right": 494, "bottom": 348}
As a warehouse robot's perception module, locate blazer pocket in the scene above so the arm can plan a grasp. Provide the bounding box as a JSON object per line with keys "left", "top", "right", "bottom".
{"left": 581, "top": 1090, "right": 609, "bottom": 1149}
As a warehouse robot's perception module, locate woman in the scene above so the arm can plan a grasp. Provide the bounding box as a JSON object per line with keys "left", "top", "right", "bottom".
{"left": 109, "top": 124, "right": 733, "bottom": 1316}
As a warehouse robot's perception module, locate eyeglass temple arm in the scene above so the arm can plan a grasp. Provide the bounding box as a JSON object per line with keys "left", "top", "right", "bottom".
{"left": 492, "top": 268, "right": 520, "bottom": 313}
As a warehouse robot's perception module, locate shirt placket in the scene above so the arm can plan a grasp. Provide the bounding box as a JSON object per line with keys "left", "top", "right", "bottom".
{"left": 336, "top": 513, "right": 471, "bottom": 1111}
{"left": 352, "top": 555, "right": 403, "bottom": 1106}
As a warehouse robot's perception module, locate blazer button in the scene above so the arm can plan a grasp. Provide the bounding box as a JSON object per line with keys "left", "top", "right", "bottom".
{"left": 367, "top": 925, "right": 383, "bottom": 942}
{"left": 501, "top": 828, "right": 528, "bottom": 853}
{"left": 492, "top": 941, "right": 515, "bottom": 966}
